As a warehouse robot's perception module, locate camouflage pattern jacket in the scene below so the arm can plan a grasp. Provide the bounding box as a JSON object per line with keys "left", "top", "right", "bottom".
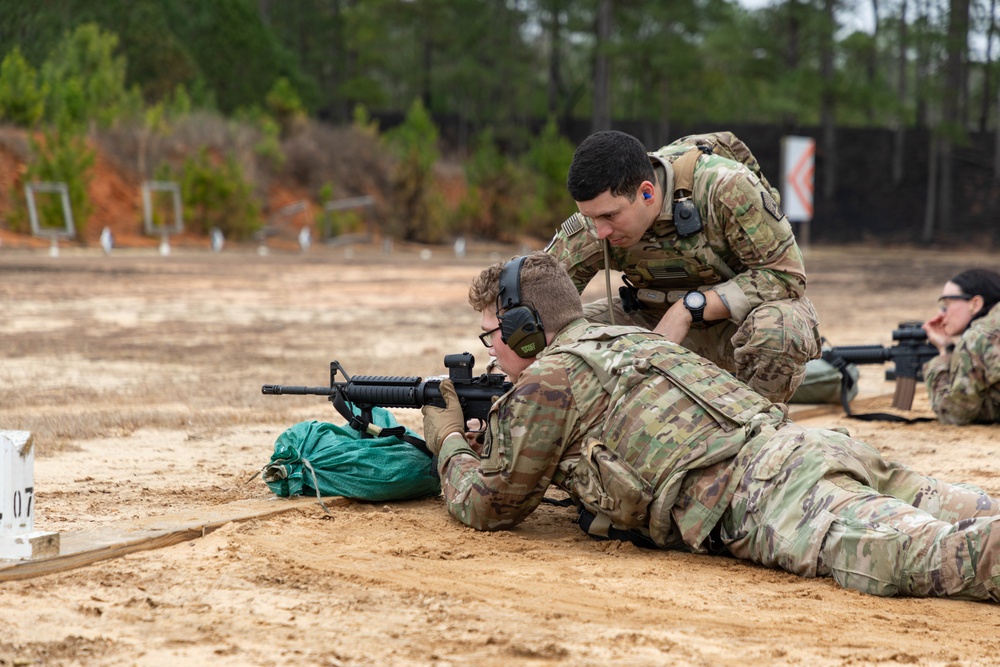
{"left": 546, "top": 146, "right": 807, "bottom": 324}
{"left": 924, "top": 305, "right": 1000, "bottom": 424}
{"left": 436, "top": 319, "right": 787, "bottom": 550}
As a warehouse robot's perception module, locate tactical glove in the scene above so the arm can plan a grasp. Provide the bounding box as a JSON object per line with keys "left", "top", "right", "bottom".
{"left": 421, "top": 378, "right": 465, "bottom": 456}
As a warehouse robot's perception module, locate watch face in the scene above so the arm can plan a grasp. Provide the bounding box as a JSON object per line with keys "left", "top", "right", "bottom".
{"left": 685, "top": 291, "right": 706, "bottom": 308}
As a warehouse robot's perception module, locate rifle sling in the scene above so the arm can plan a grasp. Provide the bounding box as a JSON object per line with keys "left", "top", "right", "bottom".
{"left": 828, "top": 355, "right": 935, "bottom": 424}
{"left": 330, "top": 390, "right": 433, "bottom": 457}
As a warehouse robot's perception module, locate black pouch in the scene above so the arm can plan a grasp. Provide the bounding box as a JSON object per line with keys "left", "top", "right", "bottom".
{"left": 619, "top": 277, "right": 644, "bottom": 314}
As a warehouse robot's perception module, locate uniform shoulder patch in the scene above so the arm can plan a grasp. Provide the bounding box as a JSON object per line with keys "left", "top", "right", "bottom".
{"left": 760, "top": 190, "right": 784, "bottom": 221}
{"left": 560, "top": 212, "right": 586, "bottom": 237}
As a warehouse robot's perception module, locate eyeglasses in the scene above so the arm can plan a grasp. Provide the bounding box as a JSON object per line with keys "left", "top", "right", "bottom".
{"left": 479, "top": 325, "right": 502, "bottom": 348}
{"left": 937, "top": 294, "right": 972, "bottom": 312}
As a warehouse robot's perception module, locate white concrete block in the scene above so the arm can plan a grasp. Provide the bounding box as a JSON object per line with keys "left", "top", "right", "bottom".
{"left": 1, "top": 431, "right": 60, "bottom": 561}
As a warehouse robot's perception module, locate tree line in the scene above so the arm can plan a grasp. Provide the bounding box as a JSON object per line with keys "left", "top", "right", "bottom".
{"left": 1, "top": 0, "right": 998, "bottom": 243}
{"left": 4, "top": 0, "right": 997, "bottom": 131}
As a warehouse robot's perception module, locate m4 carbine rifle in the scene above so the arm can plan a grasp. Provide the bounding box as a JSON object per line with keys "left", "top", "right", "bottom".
{"left": 821, "top": 321, "right": 938, "bottom": 415}
{"left": 262, "top": 352, "right": 511, "bottom": 456}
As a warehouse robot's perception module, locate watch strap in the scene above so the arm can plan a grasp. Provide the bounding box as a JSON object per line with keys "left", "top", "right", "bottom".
{"left": 684, "top": 291, "right": 705, "bottom": 323}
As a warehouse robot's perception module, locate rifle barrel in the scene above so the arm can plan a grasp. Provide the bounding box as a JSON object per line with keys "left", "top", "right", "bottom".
{"left": 261, "top": 384, "right": 333, "bottom": 395}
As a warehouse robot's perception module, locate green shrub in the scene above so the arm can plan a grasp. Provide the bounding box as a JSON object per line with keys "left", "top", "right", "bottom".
{"left": 165, "top": 84, "right": 193, "bottom": 119}
{"left": 383, "top": 98, "right": 445, "bottom": 242}
{"left": 0, "top": 47, "right": 47, "bottom": 127}
{"left": 265, "top": 77, "right": 307, "bottom": 138}
{"left": 254, "top": 114, "right": 285, "bottom": 170}
{"left": 456, "top": 121, "right": 573, "bottom": 242}
{"left": 232, "top": 106, "right": 286, "bottom": 171}
{"left": 458, "top": 128, "right": 531, "bottom": 240}
{"left": 41, "top": 23, "right": 135, "bottom": 131}
{"left": 518, "top": 118, "right": 575, "bottom": 239}
{"left": 178, "top": 147, "right": 263, "bottom": 240}
{"left": 17, "top": 129, "right": 96, "bottom": 241}
{"left": 351, "top": 104, "right": 379, "bottom": 138}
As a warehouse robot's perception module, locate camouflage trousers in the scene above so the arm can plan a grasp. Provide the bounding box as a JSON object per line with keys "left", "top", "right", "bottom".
{"left": 718, "top": 424, "right": 1000, "bottom": 600}
{"left": 581, "top": 296, "right": 820, "bottom": 403}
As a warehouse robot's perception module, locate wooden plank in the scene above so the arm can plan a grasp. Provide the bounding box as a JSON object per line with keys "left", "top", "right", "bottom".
{"left": 0, "top": 495, "right": 350, "bottom": 583}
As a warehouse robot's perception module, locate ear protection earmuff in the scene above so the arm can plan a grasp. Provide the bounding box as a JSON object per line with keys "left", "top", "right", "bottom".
{"left": 497, "top": 256, "right": 546, "bottom": 359}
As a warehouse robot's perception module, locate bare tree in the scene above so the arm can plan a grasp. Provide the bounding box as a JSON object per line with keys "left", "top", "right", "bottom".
{"left": 335, "top": 0, "right": 358, "bottom": 125}
{"left": 545, "top": 0, "right": 567, "bottom": 119}
{"left": 914, "top": 0, "right": 933, "bottom": 127}
{"left": 868, "top": 0, "right": 882, "bottom": 122}
{"left": 979, "top": 0, "right": 997, "bottom": 131}
{"left": 782, "top": 0, "right": 804, "bottom": 129}
{"left": 937, "top": 0, "right": 970, "bottom": 235}
{"left": 592, "top": 0, "right": 613, "bottom": 132}
{"left": 893, "top": 0, "right": 909, "bottom": 184}
{"left": 821, "top": 0, "right": 838, "bottom": 198}
{"left": 923, "top": 125, "right": 940, "bottom": 241}
{"left": 995, "top": 85, "right": 1000, "bottom": 177}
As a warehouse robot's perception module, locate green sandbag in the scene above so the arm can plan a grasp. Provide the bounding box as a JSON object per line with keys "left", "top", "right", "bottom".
{"left": 261, "top": 406, "right": 440, "bottom": 501}
{"left": 787, "top": 357, "right": 860, "bottom": 404}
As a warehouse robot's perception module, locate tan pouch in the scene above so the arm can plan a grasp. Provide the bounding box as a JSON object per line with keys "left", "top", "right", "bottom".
{"left": 566, "top": 438, "right": 653, "bottom": 530}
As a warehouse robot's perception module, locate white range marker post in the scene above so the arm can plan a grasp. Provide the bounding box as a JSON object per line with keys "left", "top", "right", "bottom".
{"left": 0, "top": 431, "right": 60, "bottom": 560}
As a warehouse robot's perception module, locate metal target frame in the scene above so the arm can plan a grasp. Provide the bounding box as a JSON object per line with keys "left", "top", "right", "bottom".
{"left": 322, "top": 195, "right": 374, "bottom": 245}
{"left": 25, "top": 182, "right": 76, "bottom": 240}
{"left": 142, "top": 181, "right": 184, "bottom": 236}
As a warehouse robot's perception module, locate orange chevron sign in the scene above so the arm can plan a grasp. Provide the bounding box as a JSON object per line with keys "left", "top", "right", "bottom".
{"left": 781, "top": 136, "right": 815, "bottom": 222}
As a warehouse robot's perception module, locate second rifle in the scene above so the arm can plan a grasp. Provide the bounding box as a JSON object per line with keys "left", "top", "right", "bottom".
{"left": 822, "top": 321, "right": 938, "bottom": 412}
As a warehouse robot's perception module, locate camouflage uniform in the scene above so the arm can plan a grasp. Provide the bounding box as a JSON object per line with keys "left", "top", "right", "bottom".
{"left": 546, "top": 145, "right": 821, "bottom": 403}
{"left": 437, "top": 320, "right": 1000, "bottom": 601}
{"left": 923, "top": 305, "right": 1000, "bottom": 425}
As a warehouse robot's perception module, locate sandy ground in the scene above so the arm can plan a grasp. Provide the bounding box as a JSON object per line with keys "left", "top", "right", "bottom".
{"left": 1, "top": 242, "right": 999, "bottom": 667}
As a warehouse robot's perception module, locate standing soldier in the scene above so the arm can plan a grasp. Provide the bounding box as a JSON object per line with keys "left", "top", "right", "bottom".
{"left": 546, "top": 130, "right": 820, "bottom": 403}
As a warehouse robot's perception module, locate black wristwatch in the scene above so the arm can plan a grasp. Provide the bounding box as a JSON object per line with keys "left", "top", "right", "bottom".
{"left": 683, "top": 290, "right": 707, "bottom": 323}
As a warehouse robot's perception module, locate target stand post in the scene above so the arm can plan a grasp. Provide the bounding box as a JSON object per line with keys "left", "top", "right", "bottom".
{"left": 0, "top": 431, "right": 59, "bottom": 561}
